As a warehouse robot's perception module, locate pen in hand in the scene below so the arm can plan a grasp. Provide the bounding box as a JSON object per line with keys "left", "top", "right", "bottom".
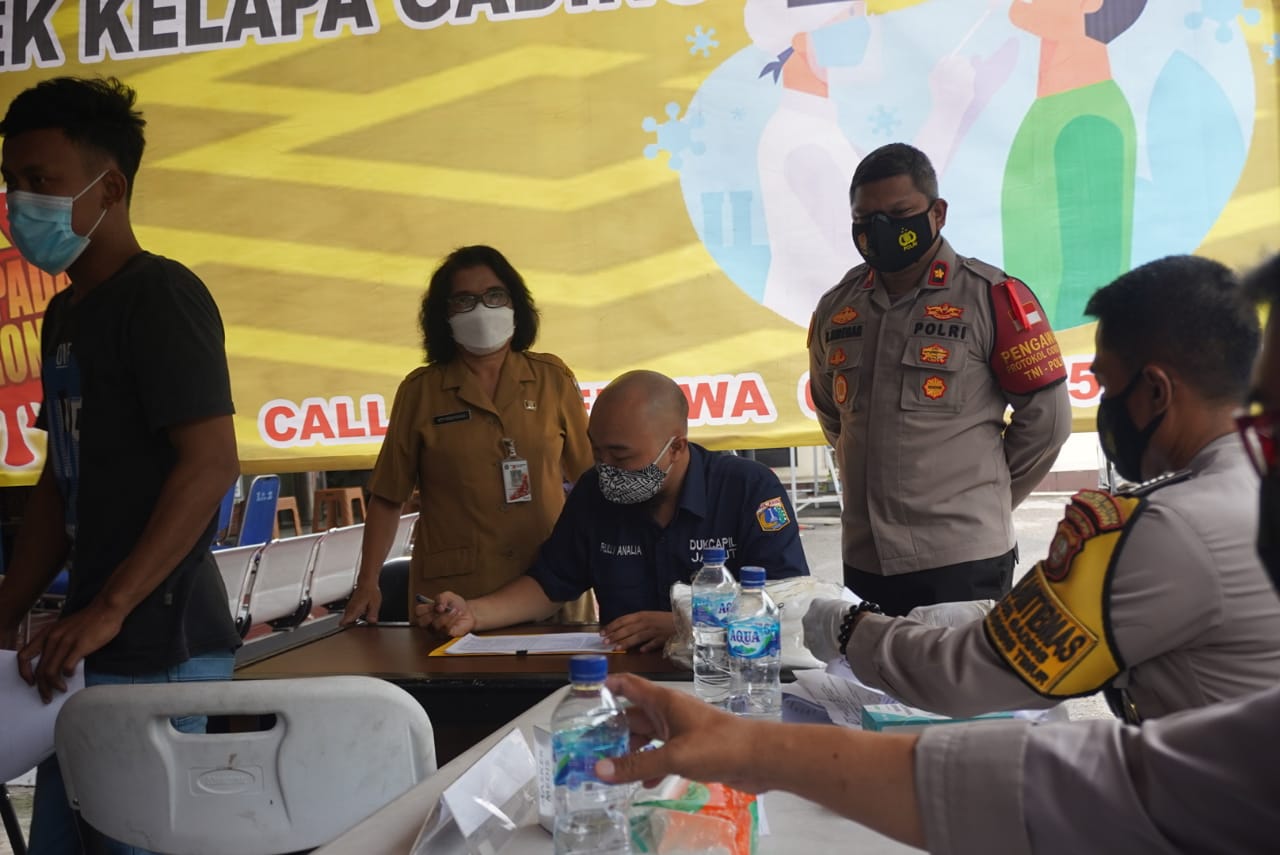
{"left": 416, "top": 594, "right": 455, "bottom": 615}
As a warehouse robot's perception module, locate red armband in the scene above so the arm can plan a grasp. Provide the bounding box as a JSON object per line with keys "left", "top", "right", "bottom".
{"left": 989, "top": 279, "right": 1067, "bottom": 395}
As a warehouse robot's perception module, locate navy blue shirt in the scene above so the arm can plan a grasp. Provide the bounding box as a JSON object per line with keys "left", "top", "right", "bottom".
{"left": 528, "top": 443, "right": 809, "bottom": 623}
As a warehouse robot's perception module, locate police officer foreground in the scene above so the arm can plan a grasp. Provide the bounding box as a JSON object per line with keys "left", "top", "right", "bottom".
{"left": 593, "top": 252, "right": 1280, "bottom": 854}
{"left": 423, "top": 370, "right": 808, "bottom": 650}
{"left": 805, "top": 254, "right": 1280, "bottom": 722}
{"left": 809, "top": 142, "right": 1071, "bottom": 615}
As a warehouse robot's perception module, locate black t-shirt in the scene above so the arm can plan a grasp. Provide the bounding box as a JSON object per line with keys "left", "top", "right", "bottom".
{"left": 36, "top": 252, "right": 241, "bottom": 674}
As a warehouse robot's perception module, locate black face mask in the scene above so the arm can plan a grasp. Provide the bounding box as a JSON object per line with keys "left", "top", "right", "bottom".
{"left": 1097, "top": 371, "right": 1166, "bottom": 483}
{"left": 1259, "top": 474, "right": 1280, "bottom": 591}
{"left": 851, "top": 209, "right": 935, "bottom": 273}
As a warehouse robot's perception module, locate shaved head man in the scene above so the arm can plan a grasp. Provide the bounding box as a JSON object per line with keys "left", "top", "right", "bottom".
{"left": 425, "top": 370, "right": 809, "bottom": 650}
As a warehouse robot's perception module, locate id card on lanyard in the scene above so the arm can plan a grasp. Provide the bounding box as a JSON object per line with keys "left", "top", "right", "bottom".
{"left": 501, "top": 437, "right": 532, "bottom": 503}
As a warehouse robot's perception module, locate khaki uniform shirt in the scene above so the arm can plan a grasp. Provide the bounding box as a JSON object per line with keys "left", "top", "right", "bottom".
{"left": 916, "top": 683, "right": 1280, "bottom": 854}
{"left": 848, "top": 436, "right": 1280, "bottom": 721}
{"left": 368, "top": 351, "right": 594, "bottom": 619}
{"left": 808, "top": 240, "right": 1071, "bottom": 575}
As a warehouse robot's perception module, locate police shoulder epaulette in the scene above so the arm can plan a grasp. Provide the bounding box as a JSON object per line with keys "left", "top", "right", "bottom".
{"left": 1119, "top": 469, "right": 1194, "bottom": 498}
{"left": 960, "top": 255, "right": 1007, "bottom": 285}
{"left": 820, "top": 264, "right": 869, "bottom": 303}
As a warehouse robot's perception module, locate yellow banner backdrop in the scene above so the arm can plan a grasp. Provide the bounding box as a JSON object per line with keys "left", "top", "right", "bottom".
{"left": 0, "top": 0, "right": 1276, "bottom": 484}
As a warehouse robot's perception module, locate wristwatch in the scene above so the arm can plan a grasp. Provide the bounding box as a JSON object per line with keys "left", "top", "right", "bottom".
{"left": 837, "top": 601, "right": 884, "bottom": 656}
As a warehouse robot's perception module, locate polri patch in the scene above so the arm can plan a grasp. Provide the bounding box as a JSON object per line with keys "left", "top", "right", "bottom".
{"left": 433, "top": 410, "right": 471, "bottom": 425}
{"left": 922, "top": 376, "right": 947, "bottom": 400}
{"left": 928, "top": 260, "right": 949, "bottom": 287}
{"left": 833, "top": 374, "right": 849, "bottom": 405}
{"left": 756, "top": 497, "right": 791, "bottom": 532}
{"left": 829, "top": 347, "right": 848, "bottom": 367}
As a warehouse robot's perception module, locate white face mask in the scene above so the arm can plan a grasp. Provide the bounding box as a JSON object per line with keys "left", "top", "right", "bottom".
{"left": 449, "top": 304, "right": 515, "bottom": 355}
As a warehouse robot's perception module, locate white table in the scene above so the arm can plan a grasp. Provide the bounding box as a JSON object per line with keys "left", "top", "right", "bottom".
{"left": 316, "top": 685, "right": 924, "bottom": 854}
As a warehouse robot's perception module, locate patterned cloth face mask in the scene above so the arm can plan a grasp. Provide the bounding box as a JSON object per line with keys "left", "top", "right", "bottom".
{"left": 597, "top": 436, "right": 676, "bottom": 505}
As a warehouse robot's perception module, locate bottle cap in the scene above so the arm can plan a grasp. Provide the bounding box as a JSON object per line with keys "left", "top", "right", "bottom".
{"left": 701, "top": 547, "right": 727, "bottom": 564}
{"left": 569, "top": 654, "right": 608, "bottom": 683}
{"left": 739, "top": 566, "right": 766, "bottom": 587}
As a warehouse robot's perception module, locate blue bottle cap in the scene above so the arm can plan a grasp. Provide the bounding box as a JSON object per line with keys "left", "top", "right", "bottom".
{"left": 701, "top": 547, "right": 727, "bottom": 564}
{"left": 739, "top": 566, "right": 766, "bottom": 587}
{"left": 569, "top": 654, "right": 608, "bottom": 683}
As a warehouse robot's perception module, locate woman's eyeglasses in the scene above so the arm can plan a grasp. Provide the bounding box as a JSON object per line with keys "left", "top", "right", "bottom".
{"left": 448, "top": 287, "right": 511, "bottom": 313}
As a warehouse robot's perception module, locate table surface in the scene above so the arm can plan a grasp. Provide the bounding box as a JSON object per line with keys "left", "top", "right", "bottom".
{"left": 235, "top": 623, "right": 687, "bottom": 683}
{"left": 315, "top": 684, "right": 923, "bottom": 855}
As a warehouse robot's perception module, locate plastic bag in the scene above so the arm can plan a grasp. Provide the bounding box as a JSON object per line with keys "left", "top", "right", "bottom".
{"left": 665, "top": 576, "right": 851, "bottom": 670}
{"left": 630, "top": 777, "right": 759, "bottom": 855}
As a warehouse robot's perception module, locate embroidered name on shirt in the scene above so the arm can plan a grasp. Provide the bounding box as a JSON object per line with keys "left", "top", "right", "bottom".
{"left": 825, "top": 325, "right": 864, "bottom": 343}
{"left": 599, "top": 542, "right": 644, "bottom": 556}
{"left": 689, "top": 537, "right": 736, "bottom": 560}
{"left": 433, "top": 410, "right": 471, "bottom": 425}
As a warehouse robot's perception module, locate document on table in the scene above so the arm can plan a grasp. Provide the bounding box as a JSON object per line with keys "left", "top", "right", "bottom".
{"left": 432, "top": 632, "right": 619, "bottom": 656}
{"left": 0, "top": 650, "right": 85, "bottom": 782}
{"left": 789, "top": 667, "right": 894, "bottom": 730}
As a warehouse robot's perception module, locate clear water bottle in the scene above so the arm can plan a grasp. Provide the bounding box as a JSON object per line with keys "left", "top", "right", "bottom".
{"left": 551, "top": 655, "right": 632, "bottom": 855}
{"left": 727, "top": 566, "right": 781, "bottom": 720}
{"left": 691, "top": 546, "right": 737, "bottom": 707}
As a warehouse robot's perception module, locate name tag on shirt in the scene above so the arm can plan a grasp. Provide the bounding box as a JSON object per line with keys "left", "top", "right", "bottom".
{"left": 433, "top": 410, "right": 471, "bottom": 425}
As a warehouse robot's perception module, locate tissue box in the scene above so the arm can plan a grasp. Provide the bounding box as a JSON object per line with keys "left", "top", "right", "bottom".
{"left": 861, "top": 703, "right": 1017, "bottom": 732}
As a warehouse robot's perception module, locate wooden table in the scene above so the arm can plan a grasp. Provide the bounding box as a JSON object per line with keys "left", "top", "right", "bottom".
{"left": 235, "top": 623, "right": 687, "bottom": 764}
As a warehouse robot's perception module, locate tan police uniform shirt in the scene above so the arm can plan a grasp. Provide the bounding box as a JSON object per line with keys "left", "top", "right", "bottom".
{"left": 916, "top": 683, "right": 1280, "bottom": 855}
{"left": 808, "top": 239, "right": 1072, "bottom": 575}
{"left": 847, "top": 436, "right": 1280, "bottom": 720}
{"left": 367, "top": 350, "right": 594, "bottom": 618}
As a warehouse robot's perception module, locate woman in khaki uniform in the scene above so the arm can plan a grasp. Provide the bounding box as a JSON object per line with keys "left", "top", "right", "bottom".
{"left": 341, "top": 245, "right": 595, "bottom": 624}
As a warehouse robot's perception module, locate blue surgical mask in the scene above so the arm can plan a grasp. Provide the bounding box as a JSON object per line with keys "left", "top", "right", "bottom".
{"left": 6, "top": 171, "right": 109, "bottom": 275}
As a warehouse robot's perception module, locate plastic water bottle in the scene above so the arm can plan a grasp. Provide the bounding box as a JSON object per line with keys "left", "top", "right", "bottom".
{"left": 691, "top": 546, "right": 737, "bottom": 707}
{"left": 551, "top": 655, "right": 632, "bottom": 855}
{"left": 727, "top": 566, "right": 781, "bottom": 720}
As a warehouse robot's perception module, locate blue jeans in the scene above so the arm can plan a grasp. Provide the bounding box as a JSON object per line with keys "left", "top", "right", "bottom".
{"left": 27, "top": 650, "right": 236, "bottom": 855}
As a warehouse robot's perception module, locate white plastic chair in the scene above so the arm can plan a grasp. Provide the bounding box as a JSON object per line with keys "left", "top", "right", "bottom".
{"left": 390, "top": 512, "right": 419, "bottom": 557}
{"left": 305, "top": 524, "right": 363, "bottom": 609}
{"left": 55, "top": 676, "right": 437, "bottom": 855}
{"left": 213, "top": 544, "right": 260, "bottom": 633}
{"left": 249, "top": 533, "right": 323, "bottom": 628}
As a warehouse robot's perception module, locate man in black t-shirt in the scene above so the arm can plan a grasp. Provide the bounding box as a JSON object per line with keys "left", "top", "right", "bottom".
{"left": 0, "top": 78, "right": 241, "bottom": 855}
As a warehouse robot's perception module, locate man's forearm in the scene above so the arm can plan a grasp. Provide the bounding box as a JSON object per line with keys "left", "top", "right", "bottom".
{"left": 472, "top": 575, "right": 560, "bottom": 630}
{"left": 0, "top": 466, "right": 70, "bottom": 630}
{"left": 1005, "top": 384, "right": 1071, "bottom": 507}
{"left": 760, "top": 723, "right": 927, "bottom": 848}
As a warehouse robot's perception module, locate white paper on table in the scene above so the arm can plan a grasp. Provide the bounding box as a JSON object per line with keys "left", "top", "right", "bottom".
{"left": 441, "top": 729, "right": 537, "bottom": 838}
{"left": 443, "top": 632, "right": 615, "bottom": 655}
{"left": 791, "top": 668, "right": 893, "bottom": 729}
{"left": 0, "top": 650, "right": 85, "bottom": 781}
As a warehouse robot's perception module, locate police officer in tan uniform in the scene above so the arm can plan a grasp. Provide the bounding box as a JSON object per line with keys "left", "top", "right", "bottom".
{"left": 806, "top": 255, "right": 1280, "bottom": 722}
{"left": 596, "top": 254, "right": 1280, "bottom": 855}
{"left": 342, "top": 245, "right": 595, "bottom": 624}
{"left": 809, "top": 143, "right": 1071, "bottom": 615}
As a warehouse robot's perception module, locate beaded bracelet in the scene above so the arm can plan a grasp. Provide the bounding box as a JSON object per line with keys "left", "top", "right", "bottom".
{"left": 837, "top": 601, "right": 884, "bottom": 655}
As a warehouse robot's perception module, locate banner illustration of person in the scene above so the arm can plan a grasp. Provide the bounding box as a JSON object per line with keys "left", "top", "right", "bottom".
{"left": 678, "top": 0, "right": 1260, "bottom": 330}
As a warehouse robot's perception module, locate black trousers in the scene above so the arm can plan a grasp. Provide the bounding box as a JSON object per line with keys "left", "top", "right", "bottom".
{"left": 844, "top": 547, "right": 1017, "bottom": 617}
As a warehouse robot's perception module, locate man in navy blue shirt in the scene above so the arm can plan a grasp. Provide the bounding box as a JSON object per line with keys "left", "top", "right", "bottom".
{"left": 424, "top": 370, "right": 809, "bottom": 650}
